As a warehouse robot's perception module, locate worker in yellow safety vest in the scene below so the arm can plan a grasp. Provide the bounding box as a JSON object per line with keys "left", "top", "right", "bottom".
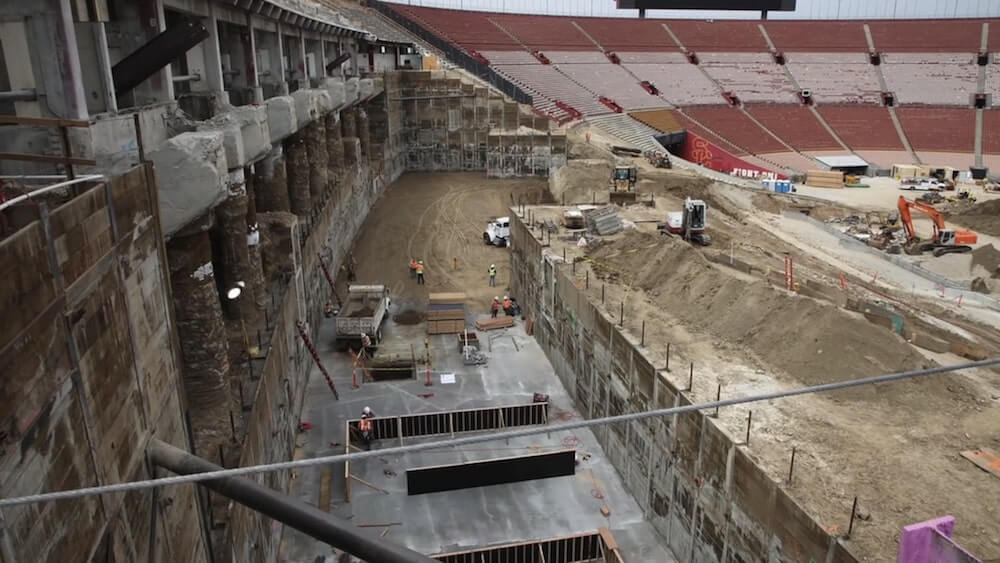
{"left": 488, "top": 264, "right": 497, "bottom": 287}
{"left": 415, "top": 260, "right": 425, "bottom": 285}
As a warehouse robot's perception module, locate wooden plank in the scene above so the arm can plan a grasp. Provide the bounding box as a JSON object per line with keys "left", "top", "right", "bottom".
{"left": 428, "top": 292, "right": 466, "bottom": 304}
{"left": 475, "top": 316, "right": 514, "bottom": 330}
{"left": 961, "top": 448, "right": 1000, "bottom": 479}
{"left": 0, "top": 115, "right": 90, "bottom": 127}
{"left": 0, "top": 152, "right": 97, "bottom": 166}
{"left": 318, "top": 466, "right": 332, "bottom": 512}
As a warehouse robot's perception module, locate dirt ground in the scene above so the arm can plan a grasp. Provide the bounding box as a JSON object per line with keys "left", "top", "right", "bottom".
{"left": 337, "top": 127, "right": 1000, "bottom": 561}
{"left": 342, "top": 171, "right": 549, "bottom": 312}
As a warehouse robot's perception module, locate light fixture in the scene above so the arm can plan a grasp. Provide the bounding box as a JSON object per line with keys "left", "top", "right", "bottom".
{"left": 227, "top": 287, "right": 242, "bottom": 300}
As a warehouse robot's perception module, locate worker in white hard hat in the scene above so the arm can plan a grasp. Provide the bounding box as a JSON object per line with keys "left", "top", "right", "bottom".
{"left": 359, "top": 406, "right": 375, "bottom": 448}
{"left": 488, "top": 263, "right": 497, "bottom": 287}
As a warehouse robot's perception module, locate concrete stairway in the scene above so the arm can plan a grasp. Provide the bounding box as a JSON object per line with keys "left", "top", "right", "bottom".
{"left": 587, "top": 114, "right": 665, "bottom": 153}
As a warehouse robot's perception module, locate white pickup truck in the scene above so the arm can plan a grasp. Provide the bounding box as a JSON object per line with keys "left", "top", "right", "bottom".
{"left": 335, "top": 284, "right": 390, "bottom": 349}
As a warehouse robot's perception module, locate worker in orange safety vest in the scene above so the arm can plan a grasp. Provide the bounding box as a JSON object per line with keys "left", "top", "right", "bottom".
{"left": 490, "top": 296, "right": 500, "bottom": 318}
{"left": 359, "top": 406, "right": 375, "bottom": 448}
{"left": 415, "top": 260, "right": 425, "bottom": 285}
{"left": 408, "top": 258, "right": 417, "bottom": 278}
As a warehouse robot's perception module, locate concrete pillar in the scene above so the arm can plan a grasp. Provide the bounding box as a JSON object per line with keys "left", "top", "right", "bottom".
{"left": 305, "top": 120, "right": 328, "bottom": 206}
{"left": 325, "top": 113, "right": 344, "bottom": 197}
{"left": 215, "top": 175, "right": 255, "bottom": 323}
{"left": 166, "top": 227, "right": 233, "bottom": 456}
{"left": 285, "top": 132, "right": 311, "bottom": 217}
{"left": 356, "top": 107, "right": 371, "bottom": 161}
{"left": 244, "top": 169, "right": 267, "bottom": 312}
{"left": 253, "top": 146, "right": 290, "bottom": 212}
{"left": 246, "top": 13, "right": 263, "bottom": 104}
{"left": 4, "top": 0, "right": 89, "bottom": 119}
{"left": 276, "top": 23, "right": 290, "bottom": 95}
{"left": 202, "top": 3, "right": 228, "bottom": 105}
{"left": 257, "top": 211, "right": 297, "bottom": 285}
{"left": 341, "top": 109, "right": 357, "bottom": 138}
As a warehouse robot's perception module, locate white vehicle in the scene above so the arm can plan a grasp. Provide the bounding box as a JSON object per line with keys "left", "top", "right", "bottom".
{"left": 900, "top": 178, "right": 946, "bottom": 191}
{"left": 483, "top": 216, "right": 510, "bottom": 247}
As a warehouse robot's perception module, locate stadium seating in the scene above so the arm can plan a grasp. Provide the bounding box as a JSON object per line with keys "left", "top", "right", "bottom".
{"left": 574, "top": 18, "right": 680, "bottom": 52}
{"left": 683, "top": 106, "right": 787, "bottom": 154}
{"left": 745, "top": 105, "right": 841, "bottom": 151}
{"left": 817, "top": 105, "right": 904, "bottom": 150}
{"left": 882, "top": 53, "right": 979, "bottom": 106}
{"left": 868, "top": 19, "right": 987, "bottom": 52}
{"left": 763, "top": 21, "right": 869, "bottom": 52}
{"left": 622, "top": 53, "right": 722, "bottom": 106}
{"left": 491, "top": 63, "right": 609, "bottom": 116}
{"left": 391, "top": 5, "right": 517, "bottom": 51}
{"left": 385, "top": 5, "right": 994, "bottom": 174}
{"left": 555, "top": 63, "right": 662, "bottom": 110}
{"left": 984, "top": 110, "right": 1000, "bottom": 155}
{"left": 895, "top": 107, "right": 975, "bottom": 152}
{"left": 490, "top": 15, "right": 597, "bottom": 51}
{"left": 698, "top": 52, "right": 800, "bottom": 103}
{"left": 668, "top": 20, "right": 768, "bottom": 52}
{"left": 784, "top": 53, "right": 882, "bottom": 104}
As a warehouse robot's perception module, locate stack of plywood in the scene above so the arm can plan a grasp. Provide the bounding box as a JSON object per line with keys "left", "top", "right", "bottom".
{"left": 427, "top": 292, "right": 466, "bottom": 334}
{"left": 475, "top": 316, "right": 515, "bottom": 330}
{"left": 805, "top": 170, "right": 844, "bottom": 189}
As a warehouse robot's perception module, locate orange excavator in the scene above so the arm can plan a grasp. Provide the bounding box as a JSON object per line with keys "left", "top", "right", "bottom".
{"left": 896, "top": 195, "right": 977, "bottom": 256}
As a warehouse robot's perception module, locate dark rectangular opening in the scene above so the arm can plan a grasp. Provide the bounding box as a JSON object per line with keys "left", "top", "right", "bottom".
{"left": 406, "top": 450, "right": 576, "bottom": 495}
{"left": 433, "top": 531, "right": 606, "bottom": 563}
{"left": 368, "top": 360, "right": 415, "bottom": 381}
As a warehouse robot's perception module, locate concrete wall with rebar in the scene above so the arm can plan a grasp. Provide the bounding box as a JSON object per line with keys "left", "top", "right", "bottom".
{"left": 0, "top": 165, "right": 208, "bottom": 561}
{"left": 508, "top": 213, "right": 860, "bottom": 563}
{"left": 396, "top": 71, "right": 566, "bottom": 176}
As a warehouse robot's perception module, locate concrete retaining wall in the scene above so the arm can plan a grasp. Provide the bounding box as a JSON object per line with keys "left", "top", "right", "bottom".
{"left": 509, "top": 213, "right": 858, "bottom": 563}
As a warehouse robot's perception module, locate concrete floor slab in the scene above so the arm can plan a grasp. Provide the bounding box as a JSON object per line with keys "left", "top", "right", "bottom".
{"left": 281, "top": 300, "right": 676, "bottom": 562}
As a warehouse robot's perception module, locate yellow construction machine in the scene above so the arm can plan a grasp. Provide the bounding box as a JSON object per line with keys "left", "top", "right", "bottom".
{"left": 609, "top": 164, "right": 638, "bottom": 205}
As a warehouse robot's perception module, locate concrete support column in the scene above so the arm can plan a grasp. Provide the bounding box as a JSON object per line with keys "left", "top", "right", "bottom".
{"left": 215, "top": 172, "right": 255, "bottom": 322}
{"left": 202, "top": 3, "right": 229, "bottom": 105}
{"left": 246, "top": 13, "right": 263, "bottom": 104}
{"left": 305, "top": 120, "right": 328, "bottom": 207}
{"left": 166, "top": 228, "right": 233, "bottom": 457}
{"left": 244, "top": 169, "right": 267, "bottom": 312}
{"left": 285, "top": 132, "right": 311, "bottom": 217}
{"left": 356, "top": 107, "right": 371, "bottom": 161}
{"left": 341, "top": 108, "right": 358, "bottom": 138}
{"left": 325, "top": 113, "right": 345, "bottom": 198}
{"left": 253, "top": 146, "right": 290, "bottom": 213}
{"left": 275, "top": 23, "right": 289, "bottom": 95}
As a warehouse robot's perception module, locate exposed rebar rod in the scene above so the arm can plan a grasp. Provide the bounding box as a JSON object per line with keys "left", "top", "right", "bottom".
{"left": 149, "top": 440, "right": 435, "bottom": 563}
{"left": 1, "top": 358, "right": 998, "bottom": 508}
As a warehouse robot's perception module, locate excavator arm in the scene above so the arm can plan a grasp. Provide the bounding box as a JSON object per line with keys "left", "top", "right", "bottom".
{"left": 897, "top": 196, "right": 947, "bottom": 240}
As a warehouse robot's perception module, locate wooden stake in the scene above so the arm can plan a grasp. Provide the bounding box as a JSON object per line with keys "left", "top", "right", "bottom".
{"left": 787, "top": 447, "right": 797, "bottom": 484}
{"left": 745, "top": 410, "right": 753, "bottom": 445}
{"left": 356, "top": 522, "right": 402, "bottom": 528}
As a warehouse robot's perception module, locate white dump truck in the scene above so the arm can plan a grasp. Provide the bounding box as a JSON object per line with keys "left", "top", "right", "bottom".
{"left": 335, "top": 284, "right": 390, "bottom": 349}
{"left": 483, "top": 216, "right": 510, "bottom": 247}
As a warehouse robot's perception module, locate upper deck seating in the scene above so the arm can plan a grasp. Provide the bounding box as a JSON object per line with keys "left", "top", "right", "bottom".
{"left": 784, "top": 53, "right": 882, "bottom": 104}
{"left": 881, "top": 53, "right": 979, "bottom": 106}
{"left": 698, "top": 52, "right": 800, "bottom": 104}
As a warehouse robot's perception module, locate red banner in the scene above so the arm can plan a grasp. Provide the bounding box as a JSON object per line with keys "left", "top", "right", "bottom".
{"left": 680, "top": 132, "right": 786, "bottom": 180}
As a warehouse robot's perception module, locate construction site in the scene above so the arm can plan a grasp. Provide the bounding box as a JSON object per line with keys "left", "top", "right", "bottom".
{"left": 1, "top": 1, "right": 999, "bottom": 563}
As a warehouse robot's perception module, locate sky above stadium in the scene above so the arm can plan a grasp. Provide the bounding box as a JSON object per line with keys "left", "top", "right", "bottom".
{"left": 383, "top": 0, "right": 1000, "bottom": 19}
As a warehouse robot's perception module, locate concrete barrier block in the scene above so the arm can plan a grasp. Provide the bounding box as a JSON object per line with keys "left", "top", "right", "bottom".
{"left": 321, "top": 77, "right": 346, "bottom": 109}
{"left": 196, "top": 123, "right": 244, "bottom": 171}
{"left": 150, "top": 131, "right": 228, "bottom": 236}
{"left": 266, "top": 96, "right": 296, "bottom": 143}
{"left": 345, "top": 77, "right": 359, "bottom": 104}
{"left": 359, "top": 78, "right": 374, "bottom": 101}
{"left": 230, "top": 104, "right": 270, "bottom": 163}
{"left": 291, "top": 89, "right": 331, "bottom": 129}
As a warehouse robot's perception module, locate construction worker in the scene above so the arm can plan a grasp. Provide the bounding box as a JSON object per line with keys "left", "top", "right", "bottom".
{"left": 359, "top": 406, "right": 375, "bottom": 448}
{"left": 360, "top": 332, "right": 373, "bottom": 358}
{"left": 488, "top": 263, "right": 497, "bottom": 287}
{"left": 502, "top": 295, "right": 512, "bottom": 316}
{"left": 586, "top": 131, "right": 591, "bottom": 144}
{"left": 491, "top": 296, "right": 500, "bottom": 318}
{"left": 324, "top": 301, "right": 335, "bottom": 318}
{"left": 415, "top": 260, "right": 425, "bottom": 285}
{"left": 346, "top": 252, "right": 357, "bottom": 282}
{"left": 408, "top": 257, "right": 417, "bottom": 278}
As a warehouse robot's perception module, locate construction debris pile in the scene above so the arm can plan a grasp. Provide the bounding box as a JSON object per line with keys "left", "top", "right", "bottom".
{"left": 826, "top": 214, "right": 906, "bottom": 254}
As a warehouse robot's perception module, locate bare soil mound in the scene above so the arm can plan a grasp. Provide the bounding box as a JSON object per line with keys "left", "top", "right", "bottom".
{"left": 951, "top": 199, "right": 1000, "bottom": 237}
{"left": 587, "top": 232, "right": 928, "bottom": 397}
{"left": 392, "top": 309, "right": 426, "bottom": 325}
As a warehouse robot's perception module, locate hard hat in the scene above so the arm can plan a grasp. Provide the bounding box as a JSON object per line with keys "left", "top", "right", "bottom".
{"left": 494, "top": 296, "right": 499, "bottom": 300}
{"left": 490, "top": 264, "right": 495, "bottom": 268}
{"left": 362, "top": 406, "right": 371, "bottom": 415}
{"left": 418, "top": 260, "right": 423, "bottom": 264}
{"left": 503, "top": 295, "right": 508, "bottom": 299}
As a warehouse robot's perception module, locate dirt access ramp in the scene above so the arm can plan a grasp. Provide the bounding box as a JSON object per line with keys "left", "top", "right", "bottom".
{"left": 339, "top": 171, "right": 549, "bottom": 311}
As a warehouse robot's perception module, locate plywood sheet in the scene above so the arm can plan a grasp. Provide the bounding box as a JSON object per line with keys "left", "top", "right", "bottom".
{"left": 407, "top": 450, "right": 576, "bottom": 495}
